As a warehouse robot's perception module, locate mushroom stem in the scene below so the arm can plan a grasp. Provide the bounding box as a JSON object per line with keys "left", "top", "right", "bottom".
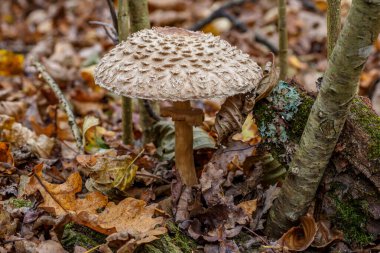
{"left": 173, "top": 101, "right": 198, "bottom": 186}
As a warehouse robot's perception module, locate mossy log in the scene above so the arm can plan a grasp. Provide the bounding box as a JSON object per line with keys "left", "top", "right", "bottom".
{"left": 254, "top": 85, "right": 380, "bottom": 245}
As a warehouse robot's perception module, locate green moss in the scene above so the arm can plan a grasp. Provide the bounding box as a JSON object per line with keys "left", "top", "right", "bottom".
{"left": 137, "top": 221, "right": 198, "bottom": 253}
{"left": 288, "top": 93, "right": 314, "bottom": 142}
{"left": 350, "top": 98, "right": 380, "bottom": 159}
{"left": 333, "top": 197, "right": 374, "bottom": 246}
{"left": 61, "top": 223, "right": 106, "bottom": 252}
{"left": 9, "top": 198, "right": 33, "bottom": 208}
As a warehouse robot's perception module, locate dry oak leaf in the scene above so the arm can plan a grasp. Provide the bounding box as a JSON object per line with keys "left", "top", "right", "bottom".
{"left": 79, "top": 197, "right": 167, "bottom": 245}
{"left": 276, "top": 213, "right": 317, "bottom": 251}
{"left": 25, "top": 164, "right": 108, "bottom": 216}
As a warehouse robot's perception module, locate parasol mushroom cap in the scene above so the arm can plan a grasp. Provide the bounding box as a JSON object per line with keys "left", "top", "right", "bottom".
{"left": 95, "top": 27, "right": 263, "bottom": 101}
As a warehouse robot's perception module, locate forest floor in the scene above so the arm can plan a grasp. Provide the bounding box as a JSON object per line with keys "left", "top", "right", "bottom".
{"left": 0, "top": 0, "right": 380, "bottom": 252}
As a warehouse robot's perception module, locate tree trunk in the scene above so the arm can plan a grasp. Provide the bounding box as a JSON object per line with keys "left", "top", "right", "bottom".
{"left": 118, "top": 0, "right": 133, "bottom": 145}
{"left": 327, "top": 0, "right": 341, "bottom": 58}
{"left": 265, "top": 0, "right": 380, "bottom": 238}
{"left": 128, "top": 0, "right": 160, "bottom": 144}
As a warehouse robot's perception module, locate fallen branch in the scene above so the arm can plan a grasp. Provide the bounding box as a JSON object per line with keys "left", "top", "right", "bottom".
{"left": 33, "top": 61, "right": 83, "bottom": 152}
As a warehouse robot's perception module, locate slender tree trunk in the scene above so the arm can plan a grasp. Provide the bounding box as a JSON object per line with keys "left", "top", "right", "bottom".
{"left": 129, "top": 0, "right": 160, "bottom": 144}
{"left": 118, "top": 0, "right": 133, "bottom": 145}
{"left": 327, "top": 0, "right": 341, "bottom": 57}
{"left": 265, "top": 0, "right": 380, "bottom": 238}
{"left": 278, "top": 0, "right": 288, "bottom": 80}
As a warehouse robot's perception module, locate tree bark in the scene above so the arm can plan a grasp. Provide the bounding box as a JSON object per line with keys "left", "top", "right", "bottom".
{"left": 265, "top": 0, "right": 380, "bottom": 238}
{"left": 327, "top": 0, "right": 341, "bottom": 57}
{"left": 278, "top": 0, "right": 288, "bottom": 80}
{"left": 118, "top": 0, "right": 133, "bottom": 145}
{"left": 128, "top": 0, "right": 160, "bottom": 144}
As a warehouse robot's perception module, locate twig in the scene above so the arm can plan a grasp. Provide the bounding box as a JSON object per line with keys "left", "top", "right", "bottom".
{"left": 105, "top": 0, "right": 118, "bottom": 34}
{"left": 190, "top": 0, "right": 255, "bottom": 31}
{"left": 33, "top": 61, "right": 83, "bottom": 152}
{"left": 84, "top": 244, "right": 102, "bottom": 253}
{"left": 143, "top": 99, "right": 161, "bottom": 122}
{"left": 89, "top": 21, "right": 118, "bottom": 44}
{"left": 243, "top": 226, "right": 270, "bottom": 246}
{"left": 0, "top": 238, "right": 26, "bottom": 246}
{"left": 136, "top": 172, "right": 171, "bottom": 184}
{"left": 254, "top": 33, "right": 279, "bottom": 54}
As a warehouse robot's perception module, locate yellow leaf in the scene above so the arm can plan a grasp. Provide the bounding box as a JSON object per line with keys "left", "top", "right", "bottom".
{"left": 232, "top": 113, "right": 261, "bottom": 145}
{"left": 314, "top": 0, "right": 328, "bottom": 11}
{"left": 202, "top": 18, "right": 232, "bottom": 36}
{"left": 289, "top": 55, "right": 308, "bottom": 70}
{"left": 82, "top": 116, "right": 110, "bottom": 153}
{"left": 0, "top": 49, "right": 24, "bottom": 76}
{"left": 80, "top": 65, "right": 102, "bottom": 91}
{"left": 82, "top": 152, "right": 141, "bottom": 193}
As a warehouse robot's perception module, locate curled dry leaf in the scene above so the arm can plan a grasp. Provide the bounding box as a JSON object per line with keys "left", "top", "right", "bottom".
{"left": 276, "top": 213, "right": 317, "bottom": 251}
{"left": 312, "top": 220, "right": 344, "bottom": 248}
{"left": 0, "top": 114, "right": 54, "bottom": 158}
{"left": 82, "top": 116, "right": 113, "bottom": 153}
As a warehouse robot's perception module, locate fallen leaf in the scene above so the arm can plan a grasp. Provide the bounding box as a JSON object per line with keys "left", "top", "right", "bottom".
{"left": 314, "top": 0, "right": 328, "bottom": 11}
{"left": 232, "top": 113, "right": 262, "bottom": 145}
{"left": 82, "top": 116, "right": 112, "bottom": 153}
{"left": 0, "top": 114, "right": 55, "bottom": 158}
{"left": 237, "top": 199, "right": 257, "bottom": 218}
{"left": 202, "top": 18, "right": 232, "bottom": 36}
{"left": 0, "top": 49, "right": 24, "bottom": 76}
{"left": 289, "top": 55, "right": 308, "bottom": 70}
{"left": 153, "top": 121, "right": 216, "bottom": 161}
{"left": 0, "top": 101, "right": 26, "bottom": 121}
{"left": 80, "top": 65, "right": 103, "bottom": 92}
{"left": 0, "top": 142, "right": 15, "bottom": 175}
{"left": 312, "top": 220, "right": 344, "bottom": 248}
{"left": 277, "top": 214, "right": 317, "bottom": 251}
{"left": 81, "top": 153, "right": 139, "bottom": 193}
{"left": 35, "top": 240, "right": 67, "bottom": 253}
{"left": 0, "top": 207, "right": 18, "bottom": 239}
{"left": 25, "top": 163, "right": 108, "bottom": 216}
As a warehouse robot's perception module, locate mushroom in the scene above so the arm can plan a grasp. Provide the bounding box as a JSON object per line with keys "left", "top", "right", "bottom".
{"left": 95, "top": 27, "right": 269, "bottom": 186}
